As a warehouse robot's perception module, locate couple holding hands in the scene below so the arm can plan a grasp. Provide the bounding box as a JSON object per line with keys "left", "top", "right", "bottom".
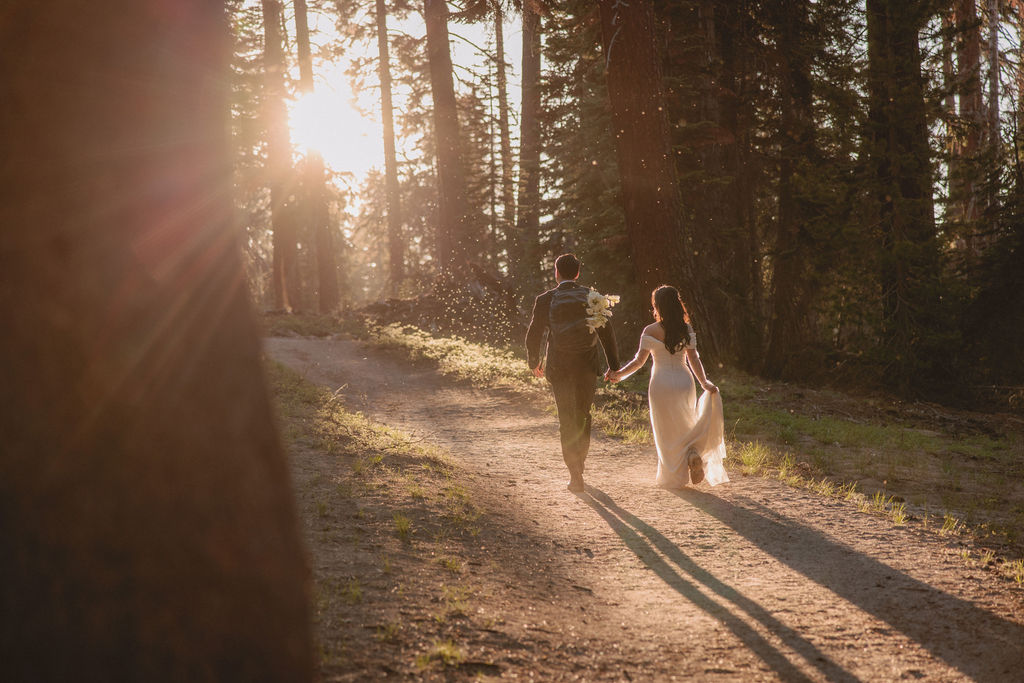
{"left": 526, "top": 254, "right": 728, "bottom": 493}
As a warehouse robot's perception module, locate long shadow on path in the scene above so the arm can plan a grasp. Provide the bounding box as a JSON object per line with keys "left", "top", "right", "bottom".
{"left": 674, "top": 487, "right": 1024, "bottom": 681}
{"left": 583, "top": 487, "right": 858, "bottom": 682}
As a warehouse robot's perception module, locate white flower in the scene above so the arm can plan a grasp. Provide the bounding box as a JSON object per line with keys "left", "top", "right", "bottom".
{"left": 585, "top": 288, "right": 619, "bottom": 332}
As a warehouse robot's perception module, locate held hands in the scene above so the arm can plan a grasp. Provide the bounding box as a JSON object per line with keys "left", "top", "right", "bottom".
{"left": 604, "top": 369, "right": 621, "bottom": 383}
{"left": 702, "top": 381, "right": 719, "bottom": 394}
{"left": 532, "top": 365, "right": 545, "bottom": 379}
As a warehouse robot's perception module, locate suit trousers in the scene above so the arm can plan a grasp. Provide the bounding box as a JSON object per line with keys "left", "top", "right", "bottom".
{"left": 547, "top": 367, "right": 597, "bottom": 477}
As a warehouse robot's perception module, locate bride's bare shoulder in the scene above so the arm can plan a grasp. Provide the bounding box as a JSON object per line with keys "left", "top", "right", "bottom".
{"left": 643, "top": 323, "right": 664, "bottom": 341}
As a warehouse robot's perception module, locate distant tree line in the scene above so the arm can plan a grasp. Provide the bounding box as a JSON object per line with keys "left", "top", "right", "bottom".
{"left": 231, "top": 0, "right": 1024, "bottom": 405}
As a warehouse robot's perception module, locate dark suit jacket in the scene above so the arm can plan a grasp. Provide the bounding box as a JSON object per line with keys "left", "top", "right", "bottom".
{"left": 525, "top": 281, "right": 620, "bottom": 378}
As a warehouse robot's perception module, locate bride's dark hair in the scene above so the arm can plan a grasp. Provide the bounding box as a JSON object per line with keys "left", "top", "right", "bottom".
{"left": 652, "top": 285, "right": 692, "bottom": 354}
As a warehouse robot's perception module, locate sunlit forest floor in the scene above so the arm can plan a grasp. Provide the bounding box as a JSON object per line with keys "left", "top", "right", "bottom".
{"left": 265, "top": 315, "right": 1024, "bottom": 679}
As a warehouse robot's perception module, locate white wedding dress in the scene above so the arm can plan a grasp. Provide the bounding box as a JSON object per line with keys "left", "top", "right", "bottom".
{"left": 639, "top": 331, "right": 728, "bottom": 488}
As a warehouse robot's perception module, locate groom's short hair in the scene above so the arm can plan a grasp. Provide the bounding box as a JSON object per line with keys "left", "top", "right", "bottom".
{"left": 555, "top": 253, "right": 580, "bottom": 279}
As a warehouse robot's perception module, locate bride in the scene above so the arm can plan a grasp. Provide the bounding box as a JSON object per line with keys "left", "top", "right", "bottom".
{"left": 608, "top": 285, "right": 728, "bottom": 488}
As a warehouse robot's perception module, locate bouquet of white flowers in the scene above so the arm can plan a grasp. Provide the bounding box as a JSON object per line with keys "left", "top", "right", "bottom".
{"left": 585, "top": 288, "right": 620, "bottom": 332}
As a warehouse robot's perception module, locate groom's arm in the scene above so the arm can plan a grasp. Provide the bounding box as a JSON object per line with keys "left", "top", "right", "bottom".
{"left": 597, "top": 322, "right": 620, "bottom": 371}
{"left": 525, "top": 292, "right": 551, "bottom": 371}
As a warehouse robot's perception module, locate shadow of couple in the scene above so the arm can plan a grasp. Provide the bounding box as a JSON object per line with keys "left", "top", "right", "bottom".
{"left": 578, "top": 485, "right": 1024, "bottom": 681}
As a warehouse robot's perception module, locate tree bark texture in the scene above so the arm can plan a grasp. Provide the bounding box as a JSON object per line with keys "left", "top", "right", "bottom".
{"left": 517, "top": 2, "right": 542, "bottom": 286}
{"left": 679, "top": 0, "right": 762, "bottom": 366}
{"left": 954, "top": 0, "right": 983, "bottom": 223}
{"left": 377, "top": 0, "right": 405, "bottom": 288}
{"left": 263, "top": 0, "right": 301, "bottom": 310}
{"left": 424, "top": 0, "right": 471, "bottom": 277}
{"left": 0, "top": 2, "right": 313, "bottom": 680}
{"left": 987, "top": 0, "right": 1000, "bottom": 152}
{"left": 494, "top": 4, "right": 519, "bottom": 279}
{"left": 294, "top": 0, "right": 340, "bottom": 312}
{"left": 597, "top": 0, "right": 689, "bottom": 300}
{"left": 865, "top": 0, "right": 943, "bottom": 378}
{"left": 762, "top": 0, "right": 819, "bottom": 378}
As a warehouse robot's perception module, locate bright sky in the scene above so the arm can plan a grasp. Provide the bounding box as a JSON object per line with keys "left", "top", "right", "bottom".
{"left": 287, "top": 8, "right": 522, "bottom": 186}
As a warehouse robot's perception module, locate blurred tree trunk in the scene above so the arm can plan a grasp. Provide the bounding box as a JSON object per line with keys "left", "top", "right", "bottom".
{"left": 263, "top": 0, "right": 301, "bottom": 310}
{"left": 0, "top": 1, "right": 313, "bottom": 680}
{"left": 597, "top": 0, "right": 689, "bottom": 297}
{"left": 424, "top": 0, "right": 471, "bottom": 278}
{"left": 516, "top": 1, "right": 542, "bottom": 286}
{"left": 376, "top": 0, "right": 405, "bottom": 291}
{"left": 294, "top": 0, "right": 340, "bottom": 312}
{"left": 494, "top": 3, "right": 519, "bottom": 279}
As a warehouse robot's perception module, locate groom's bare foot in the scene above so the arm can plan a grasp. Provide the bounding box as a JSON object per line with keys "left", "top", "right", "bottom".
{"left": 567, "top": 476, "right": 585, "bottom": 493}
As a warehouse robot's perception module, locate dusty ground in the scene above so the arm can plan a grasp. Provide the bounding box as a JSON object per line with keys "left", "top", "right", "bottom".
{"left": 267, "top": 335, "right": 1024, "bottom": 682}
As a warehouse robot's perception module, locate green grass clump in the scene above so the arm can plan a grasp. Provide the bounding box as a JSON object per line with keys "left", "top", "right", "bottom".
{"left": 393, "top": 512, "right": 412, "bottom": 541}
{"left": 416, "top": 640, "right": 464, "bottom": 669}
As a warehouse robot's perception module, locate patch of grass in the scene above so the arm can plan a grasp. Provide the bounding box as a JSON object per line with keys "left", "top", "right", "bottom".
{"left": 376, "top": 621, "right": 401, "bottom": 642}
{"left": 439, "top": 584, "right": 471, "bottom": 620}
{"left": 890, "top": 501, "right": 908, "bottom": 526}
{"left": 343, "top": 578, "right": 363, "bottom": 604}
{"left": 1008, "top": 559, "right": 1024, "bottom": 586}
{"left": 736, "top": 441, "right": 772, "bottom": 475}
{"left": 393, "top": 512, "right": 412, "bottom": 542}
{"left": 416, "top": 639, "right": 464, "bottom": 670}
{"left": 436, "top": 556, "right": 464, "bottom": 575}
{"left": 941, "top": 513, "right": 963, "bottom": 536}
{"left": 369, "top": 323, "right": 538, "bottom": 391}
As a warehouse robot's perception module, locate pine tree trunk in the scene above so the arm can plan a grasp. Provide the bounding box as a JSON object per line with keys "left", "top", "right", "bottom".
{"left": 865, "top": 0, "right": 943, "bottom": 384}
{"left": 763, "top": 0, "right": 817, "bottom": 378}
{"left": 294, "top": 0, "right": 340, "bottom": 312}
{"left": 263, "top": 0, "right": 300, "bottom": 311}
{"left": 985, "top": 0, "right": 1000, "bottom": 247}
{"left": 1015, "top": 1, "right": 1024, "bottom": 147}
{"left": 657, "top": 0, "right": 759, "bottom": 365}
{"left": 377, "top": 0, "right": 405, "bottom": 290}
{"left": 494, "top": 5, "right": 519, "bottom": 278}
{"left": 424, "top": 0, "right": 471, "bottom": 277}
{"left": 597, "top": 0, "right": 689, "bottom": 296}
{"left": 943, "top": 14, "right": 958, "bottom": 176}
{"left": 956, "top": 0, "right": 984, "bottom": 223}
{"left": 0, "top": 2, "right": 313, "bottom": 679}
{"left": 988, "top": 0, "right": 1000, "bottom": 149}
{"left": 517, "top": 2, "right": 542, "bottom": 286}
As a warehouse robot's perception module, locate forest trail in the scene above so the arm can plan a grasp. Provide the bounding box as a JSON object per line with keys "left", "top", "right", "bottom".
{"left": 267, "top": 336, "right": 1024, "bottom": 682}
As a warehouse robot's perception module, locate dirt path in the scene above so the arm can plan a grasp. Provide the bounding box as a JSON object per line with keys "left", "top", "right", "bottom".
{"left": 267, "top": 336, "right": 1024, "bottom": 681}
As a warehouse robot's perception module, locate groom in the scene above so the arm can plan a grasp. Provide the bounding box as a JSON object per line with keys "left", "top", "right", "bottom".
{"left": 526, "top": 254, "right": 620, "bottom": 492}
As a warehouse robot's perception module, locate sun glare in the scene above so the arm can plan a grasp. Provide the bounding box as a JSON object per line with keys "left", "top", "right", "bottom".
{"left": 288, "top": 78, "right": 381, "bottom": 180}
